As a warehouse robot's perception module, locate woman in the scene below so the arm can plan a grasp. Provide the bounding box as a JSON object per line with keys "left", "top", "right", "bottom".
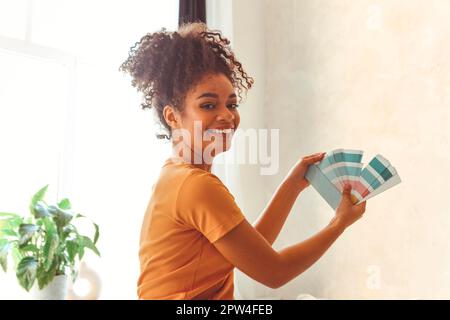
{"left": 120, "top": 22, "right": 366, "bottom": 300}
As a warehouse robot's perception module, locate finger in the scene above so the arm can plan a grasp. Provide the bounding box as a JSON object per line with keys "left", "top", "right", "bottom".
{"left": 357, "top": 200, "right": 367, "bottom": 211}
{"left": 339, "top": 184, "right": 353, "bottom": 204}
{"left": 342, "top": 183, "right": 354, "bottom": 199}
{"left": 342, "top": 183, "right": 352, "bottom": 195}
{"left": 302, "top": 153, "right": 326, "bottom": 165}
{"left": 304, "top": 152, "right": 326, "bottom": 159}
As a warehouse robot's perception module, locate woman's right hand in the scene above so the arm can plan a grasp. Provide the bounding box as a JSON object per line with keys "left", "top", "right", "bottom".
{"left": 332, "top": 184, "right": 367, "bottom": 230}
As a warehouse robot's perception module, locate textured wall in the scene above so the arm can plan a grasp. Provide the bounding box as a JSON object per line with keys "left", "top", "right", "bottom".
{"left": 262, "top": 0, "right": 450, "bottom": 299}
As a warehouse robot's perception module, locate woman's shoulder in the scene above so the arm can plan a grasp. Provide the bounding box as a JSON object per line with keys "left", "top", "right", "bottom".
{"left": 151, "top": 159, "right": 219, "bottom": 205}
{"left": 162, "top": 158, "right": 222, "bottom": 186}
{"left": 181, "top": 167, "right": 224, "bottom": 193}
{"left": 161, "top": 159, "right": 233, "bottom": 204}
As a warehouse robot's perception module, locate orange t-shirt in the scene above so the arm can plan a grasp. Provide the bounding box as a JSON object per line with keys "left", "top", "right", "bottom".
{"left": 137, "top": 158, "right": 246, "bottom": 299}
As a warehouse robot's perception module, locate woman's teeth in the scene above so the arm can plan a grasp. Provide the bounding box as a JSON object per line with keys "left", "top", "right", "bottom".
{"left": 206, "top": 128, "right": 234, "bottom": 134}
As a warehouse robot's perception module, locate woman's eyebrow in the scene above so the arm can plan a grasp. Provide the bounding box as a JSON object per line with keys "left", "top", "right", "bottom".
{"left": 196, "top": 92, "right": 218, "bottom": 99}
{"left": 196, "top": 92, "right": 237, "bottom": 99}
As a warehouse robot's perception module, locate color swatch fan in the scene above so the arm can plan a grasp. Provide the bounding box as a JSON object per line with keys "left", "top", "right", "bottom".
{"left": 305, "top": 149, "right": 401, "bottom": 210}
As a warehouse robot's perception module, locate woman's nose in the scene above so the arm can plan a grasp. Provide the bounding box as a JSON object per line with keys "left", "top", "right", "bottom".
{"left": 216, "top": 105, "right": 235, "bottom": 122}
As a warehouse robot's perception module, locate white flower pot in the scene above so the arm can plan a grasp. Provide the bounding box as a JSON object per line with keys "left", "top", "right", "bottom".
{"left": 31, "top": 275, "right": 68, "bottom": 300}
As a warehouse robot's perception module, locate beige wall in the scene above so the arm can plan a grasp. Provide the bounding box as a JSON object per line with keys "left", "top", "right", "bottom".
{"left": 267, "top": 0, "right": 450, "bottom": 299}
{"left": 232, "top": 0, "right": 450, "bottom": 299}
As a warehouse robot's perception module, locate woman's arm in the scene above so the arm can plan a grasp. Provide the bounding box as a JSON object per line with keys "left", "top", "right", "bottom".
{"left": 214, "top": 184, "right": 366, "bottom": 289}
{"left": 253, "top": 153, "right": 325, "bottom": 245}
{"left": 253, "top": 177, "right": 302, "bottom": 245}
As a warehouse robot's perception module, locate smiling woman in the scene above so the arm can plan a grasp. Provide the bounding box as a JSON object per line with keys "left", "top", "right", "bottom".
{"left": 120, "top": 22, "right": 366, "bottom": 300}
{"left": 120, "top": 22, "right": 253, "bottom": 299}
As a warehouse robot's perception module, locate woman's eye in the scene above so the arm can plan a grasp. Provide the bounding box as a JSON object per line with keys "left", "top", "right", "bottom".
{"left": 200, "top": 103, "right": 239, "bottom": 110}
{"left": 201, "top": 104, "right": 215, "bottom": 110}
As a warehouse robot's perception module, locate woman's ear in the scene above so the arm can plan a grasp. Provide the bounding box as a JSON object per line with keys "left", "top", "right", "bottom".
{"left": 163, "top": 105, "right": 180, "bottom": 129}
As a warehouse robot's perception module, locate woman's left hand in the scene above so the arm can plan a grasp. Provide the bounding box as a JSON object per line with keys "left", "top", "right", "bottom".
{"left": 287, "top": 152, "right": 326, "bottom": 192}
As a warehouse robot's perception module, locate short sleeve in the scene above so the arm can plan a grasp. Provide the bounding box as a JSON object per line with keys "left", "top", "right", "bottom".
{"left": 176, "top": 170, "right": 246, "bottom": 243}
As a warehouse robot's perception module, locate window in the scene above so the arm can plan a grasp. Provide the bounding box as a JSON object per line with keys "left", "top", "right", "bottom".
{"left": 0, "top": 0, "right": 177, "bottom": 299}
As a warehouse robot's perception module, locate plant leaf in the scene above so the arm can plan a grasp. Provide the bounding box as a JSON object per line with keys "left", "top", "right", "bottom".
{"left": 0, "top": 212, "right": 20, "bottom": 219}
{"left": 47, "top": 205, "right": 58, "bottom": 216}
{"left": 57, "top": 198, "right": 71, "bottom": 210}
{"left": 0, "top": 239, "right": 10, "bottom": 272}
{"left": 62, "top": 224, "right": 78, "bottom": 238}
{"left": 16, "top": 256, "right": 38, "bottom": 291}
{"left": 20, "top": 244, "right": 38, "bottom": 254}
{"left": 66, "top": 239, "right": 78, "bottom": 264}
{"left": 43, "top": 233, "right": 59, "bottom": 272}
{"left": 41, "top": 217, "right": 58, "bottom": 271}
{"left": 80, "top": 236, "right": 100, "bottom": 257}
{"left": 37, "top": 260, "right": 57, "bottom": 289}
{"left": 3, "top": 216, "right": 23, "bottom": 229}
{"left": 32, "top": 201, "right": 51, "bottom": 218}
{"left": 0, "top": 228, "right": 18, "bottom": 237}
{"left": 52, "top": 207, "right": 74, "bottom": 229}
{"left": 42, "top": 217, "right": 57, "bottom": 235}
{"left": 0, "top": 214, "right": 22, "bottom": 237}
{"left": 77, "top": 236, "right": 85, "bottom": 260}
{"left": 29, "top": 185, "right": 49, "bottom": 216}
{"left": 93, "top": 222, "right": 100, "bottom": 245}
{"left": 11, "top": 246, "right": 23, "bottom": 268}
{"left": 18, "top": 224, "right": 38, "bottom": 247}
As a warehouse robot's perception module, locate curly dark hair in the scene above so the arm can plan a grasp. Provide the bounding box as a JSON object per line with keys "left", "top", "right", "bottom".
{"left": 119, "top": 22, "right": 254, "bottom": 139}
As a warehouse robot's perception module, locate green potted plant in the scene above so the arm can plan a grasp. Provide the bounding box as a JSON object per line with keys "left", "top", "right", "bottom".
{"left": 0, "top": 185, "right": 100, "bottom": 299}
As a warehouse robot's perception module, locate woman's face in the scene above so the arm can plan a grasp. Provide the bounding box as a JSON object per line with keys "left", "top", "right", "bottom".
{"left": 167, "top": 73, "right": 240, "bottom": 164}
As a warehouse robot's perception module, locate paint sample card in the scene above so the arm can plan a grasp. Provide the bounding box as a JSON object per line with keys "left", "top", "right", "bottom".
{"left": 305, "top": 149, "right": 401, "bottom": 210}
